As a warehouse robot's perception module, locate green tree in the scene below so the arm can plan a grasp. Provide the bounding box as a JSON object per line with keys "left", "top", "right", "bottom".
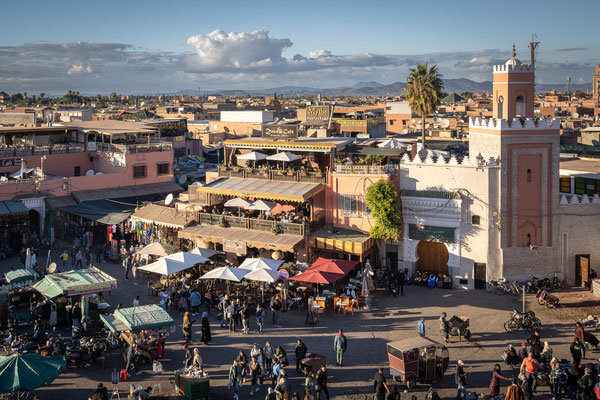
{"left": 10, "top": 93, "right": 23, "bottom": 104}
{"left": 405, "top": 63, "right": 444, "bottom": 147}
{"left": 461, "top": 91, "right": 474, "bottom": 100}
{"left": 574, "top": 90, "right": 586, "bottom": 99}
{"left": 365, "top": 179, "right": 402, "bottom": 241}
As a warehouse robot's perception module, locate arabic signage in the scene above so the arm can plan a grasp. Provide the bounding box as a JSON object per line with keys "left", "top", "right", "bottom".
{"left": 0, "top": 158, "right": 23, "bottom": 167}
{"left": 223, "top": 239, "right": 247, "bottom": 255}
{"left": 305, "top": 106, "right": 330, "bottom": 123}
{"left": 262, "top": 124, "right": 298, "bottom": 139}
{"left": 67, "top": 280, "right": 118, "bottom": 296}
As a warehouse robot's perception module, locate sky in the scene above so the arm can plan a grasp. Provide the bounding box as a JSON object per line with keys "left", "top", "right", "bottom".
{"left": 0, "top": 0, "right": 599, "bottom": 95}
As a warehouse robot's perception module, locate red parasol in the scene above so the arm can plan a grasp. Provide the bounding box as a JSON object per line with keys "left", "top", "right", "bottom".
{"left": 308, "top": 257, "right": 358, "bottom": 275}
{"left": 288, "top": 269, "right": 345, "bottom": 284}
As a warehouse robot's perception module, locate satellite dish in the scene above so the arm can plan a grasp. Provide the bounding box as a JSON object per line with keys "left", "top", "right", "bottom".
{"left": 573, "top": 112, "right": 580, "bottom": 118}
{"left": 47, "top": 262, "right": 57, "bottom": 274}
{"left": 165, "top": 193, "right": 174, "bottom": 206}
{"left": 85, "top": 169, "right": 95, "bottom": 176}
{"left": 441, "top": 119, "right": 451, "bottom": 129}
{"left": 95, "top": 172, "right": 103, "bottom": 175}
{"left": 179, "top": 175, "right": 188, "bottom": 184}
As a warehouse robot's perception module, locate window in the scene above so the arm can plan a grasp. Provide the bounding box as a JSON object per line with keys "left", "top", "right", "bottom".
{"left": 74, "top": 166, "right": 81, "bottom": 177}
{"left": 341, "top": 195, "right": 358, "bottom": 216}
{"left": 364, "top": 199, "right": 372, "bottom": 217}
{"left": 471, "top": 215, "right": 480, "bottom": 225}
{"left": 574, "top": 177, "right": 586, "bottom": 195}
{"left": 389, "top": 120, "right": 395, "bottom": 126}
{"left": 133, "top": 164, "right": 147, "bottom": 179}
{"left": 527, "top": 169, "right": 532, "bottom": 183}
{"left": 157, "top": 163, "right": 169, "bottom": 176}
{"left": 560, "top": 177, "right": 571, "bottom": 193}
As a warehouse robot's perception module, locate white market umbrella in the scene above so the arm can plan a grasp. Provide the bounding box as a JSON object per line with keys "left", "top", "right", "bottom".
{"left": 138, "top": 258, "right": 189, "bottom": 276}
{"left": 164, "top": 251, "right": 210, "bottom": 265}
{"left": 243, "top": 267, "right": 280, "bottom": 283}
{"left": 237, "top": 151, "right": 267, "bottom": 161}
{"left": 25, "top": 248, "right": 32, "bottom": 270}
{"left": 190, "top": 247, "right": 219, "bottom": 258}
{"left": 346, "top": 111, "right": 360, "bottom": 117}
{"left": 135, "top": 242, "right": 168, "bottom": 257}
{"left": 365, "top": 111, "right": 378, "bottom": 117}
{"left": 266, "top": 152, "right": 301, "bottom": 163}
{"left": 224, "top": 197, "right": 252, "bottom": 208}
{"left": 238, "top": 257, "right": 284, "bottom": 271}
{"left": 247, "top": 199, "right": 276, "bottom": 212}
{"left": 377, "top": 138, "right": 409, "bottom": 148}
{"left": 200, "top": 267, "right": 248, "bottom": 282}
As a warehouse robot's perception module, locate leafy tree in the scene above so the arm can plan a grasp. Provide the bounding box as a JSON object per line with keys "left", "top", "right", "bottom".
{"left": 365, "top": 179, "right": 402, "bottom": 241}
{"left": 574, "top": 90, "right": 586, "bottom": 99}
{"left": 461, "top": 91, "right": 474, "bottom": 99}
{"left": 10, "top": 93, "right": 23, "bottom": 103}
{"left": 404, "top": 63, "right": 444, "bottom": 147}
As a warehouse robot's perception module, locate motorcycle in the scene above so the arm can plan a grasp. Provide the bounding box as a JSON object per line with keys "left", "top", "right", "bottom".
{"left": 536, "top": 289, "right": 559, "bottom": 308}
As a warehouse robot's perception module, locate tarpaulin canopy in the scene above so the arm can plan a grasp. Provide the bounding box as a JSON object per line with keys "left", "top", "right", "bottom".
{"left": 0, "top": 353, "right": 66, "bottom": 392}
{"left": 200, "top": 267, "right": 248, "bottom": 282}
{"left": 5, "top": 269, "right": 36, "bottom": 284}
{"left": 58, "top": 199, "right": 133, "bottom": 225}
{"left": 0, "top": 200, "right": 29, "bottom": 215}
{"left": 137, "top": 258, "right": 189, "bottom": 276}
{"left": 135, "top": 242, "right": 168, "bottom": 257}
{"left": 100, "top": 304, "right": 174, "bottom": 333}
{"left": 32, "top": 267, "right": 117, "bottom": 298}
{"left": 309, "top": 257, "right": 358, "bottom": 275}
{"left": 238, "top": 258, "right": 284, "bottom": 271}
{"left": 287, "top": 269, "right": 344, "bottom": 284}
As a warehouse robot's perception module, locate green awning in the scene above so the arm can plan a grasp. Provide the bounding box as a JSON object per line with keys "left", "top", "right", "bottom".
{"left": 58, "top": 199, "right": 133, "bottom": 225}
{"left": 5, "top": 269, "right": 36, "bottom": 284}
{"left": 101, "top": 304, "right": 174, "bottom": 332}
{"left": 32, "top": 267, "right": 117, "bottom": 299}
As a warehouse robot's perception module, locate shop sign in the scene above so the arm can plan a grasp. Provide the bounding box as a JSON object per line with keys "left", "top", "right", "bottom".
{"left": 0, "top": 158, "right": 23, "bottom": 167}
{"left": 223, "top": 239, "right": 246, "bottom": 255}
{"left": 262, "top": 124, "right": 298, "bottom": 139}
{"left": 67, "top": 280, "right": 117, "bottom": 296}
{"left": 306, "top": 106, "right": 330, "bottom": 123}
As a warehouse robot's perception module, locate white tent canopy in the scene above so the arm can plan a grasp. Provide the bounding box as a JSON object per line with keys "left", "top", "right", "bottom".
{"left": 243, "top": 268, "right": 280, "bottom": 283}
{"left": 377, "top": 138, "right": 409, "bottom": 148}
{"left": 237, "top": 151, "right": 267, "bottom": 161}
{"left": 190, "top": 247, "right": 219, "bottom": 258}
{"left": 164, "top": 251, "right": 209, "bottom": 265}
{"left": 200, "top": 267, "right": 248, "bottom": 282}
{"left": 247, "top": 199, "right": 276, "bottom": 212}
{"left": 238, "top": 257, "right": 284, "bottom": 271}
{"left": 138, "top": 258, "right": 190, "bottom": 276}
{"left": 266, "top": 152, "right": 301, "bottom": 163}
{"left": 224, "top": 197, "right": 252, "bottom": 208}
{"left": 135, "top": 242, "right": 168, "bottom": 257}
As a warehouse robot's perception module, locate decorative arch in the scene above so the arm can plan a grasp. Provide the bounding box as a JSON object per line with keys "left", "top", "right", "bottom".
{"left": 497, "top": 95, "right": 504, "bottom": 119}
{"left": 517, "top": 220, "right": 537, "bottom": 247}
{"left": 516, "top": 95, "right": 526, "bottom": 117}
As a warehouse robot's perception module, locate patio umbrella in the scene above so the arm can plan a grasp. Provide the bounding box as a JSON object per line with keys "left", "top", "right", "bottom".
{"left": 243, "top": 267, "right": 280, "bottom": 283}
{"left": 164, "top": 251, "right": 210, "bottom": 265}
{"left": 190, "top": 247, "right": 219, "bottom": 258}
{"left": 309, "top": 257, "right": 358, "bottom": 275}
{"left": 238, "top": 257, "right": 284, "bottom": 271}
{"left": 237, "top": 151, "right": 267, "bottom": 161}
{"left": 247, "top": 199, "right": 276, "bottom": 212}
{"left": 378, "top": 138, "right": 409, "bottom": 148}
{"left": 365, "top": 111, "right": 378, "bottom": 117}
{"left": 138, "top": 258, "right": 189, "bottom": 276}
{"left": 266, "top": 152, "right": 301, "bottom": 163}
{"left": 288, "top": 269, "right": 344, "bottom": 284}
{"left": 25, "top": 248, "right": 32, "bottom": 271}
{"left": 200, "top": 267, "right": 248, "bottom": 282}
{"left": 224, "top": 197, "right": 251, "bottom": 208}
{"left": 0, "top": 353, "right": 66, "bottom": 393}
{"left": 346, "top": 111, "right": 360, "bottom": 117}
{"left": 135, "top": 242, "right": 168, "bottom": 257}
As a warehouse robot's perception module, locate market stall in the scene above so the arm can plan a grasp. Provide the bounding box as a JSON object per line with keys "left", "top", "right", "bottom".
{"left": 5, "top": 269, "right": 37, "bottom": 286}
{"left": 174, "top": 369, "right": 210, "bottom": 400}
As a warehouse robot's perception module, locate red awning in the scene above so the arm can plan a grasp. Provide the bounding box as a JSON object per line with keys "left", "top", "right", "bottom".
{"left": 288, "top": 269, "right": 345, "bottom": 284}
{"left": 308, "top": 257, "right": 358, "bottom": 275}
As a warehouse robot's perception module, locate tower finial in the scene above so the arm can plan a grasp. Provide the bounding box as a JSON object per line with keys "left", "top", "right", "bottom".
{"left": 512, "top": 43, "right": 516, "bottom": 58}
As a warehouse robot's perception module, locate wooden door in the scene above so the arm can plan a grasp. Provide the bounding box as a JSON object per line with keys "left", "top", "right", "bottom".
{"left": 576, "top": 255, "right": 590, "bottom": 287}
{"left": 474, "top": 263, "right": 487, "bottom": 289}
{"left": 416, "top": 241, "right": 449, "bottom": 275}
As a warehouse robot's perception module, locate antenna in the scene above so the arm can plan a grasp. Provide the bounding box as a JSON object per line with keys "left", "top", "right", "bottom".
{"left": 566, "top": 76, "right": 571, "bottom": 98}
{"left": 529, "top": 34, "right": 540, "bottom": 67}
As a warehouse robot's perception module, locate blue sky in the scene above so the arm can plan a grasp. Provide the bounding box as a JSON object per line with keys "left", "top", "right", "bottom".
{"left": 1, "top": 0, "right": 599, "bottom": 94}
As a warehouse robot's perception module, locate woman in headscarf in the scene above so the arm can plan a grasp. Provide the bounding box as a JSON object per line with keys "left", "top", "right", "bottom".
{"left": 193, "top": 348, "right": 203, "bottom": 370}
{"left": 488, "top": 364, "right": 510, "bottom": 397}
{"left": 541, "top": 341, "right": 553, "bottom": 372}
{"left": 201, "top": 312, "right": 211, "bottom": 345}
{"left": 182, "top": 311, "right": 192, "bottom": 343}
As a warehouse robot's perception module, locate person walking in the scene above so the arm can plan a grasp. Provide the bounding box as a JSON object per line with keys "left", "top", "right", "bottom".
{"left": 418, "top": 317, "right": 426, "bottom": 337}
{"left": 488, "top": 364, "right": 510, "bottom": 398}
{"left": 519, "top": 352, "right": 541, "bottom": 392}
{"left": 271, "top": 295, "right": 282, "bottom": 327}
{"left": 256, "top": 304, "right": 265, "bottom": 334}
{"left": 522, "top": 376, "right": 534, "bottom": 400}
{"left": 505, "top": 378, "right": 524, "bottom": 400}
{"left": 227, "top": 302, "right": 236, "bottom": 332}
{"left": 183, "top": 311, "right": 193, "bottom": 343}
{"left": 398, "top": 270, "right": 405, "bottom": 296}
{"left": 126, "top": 343, "right": 142, "bottom": 376}
{"left": 264, "top": 342, "right": 274, "bottom": 374}
{"left": 549, "top": 358, "right": 567, "bottom": 400}
{"left": 242, "top": 303, "right": 251, "bottom": 334}
{"left": 250, "top": 357, "right": 262, "bottom": 396}
{"left": 183, "top": 344, "right": 192, "bottom": 368}
{"left": 200, "top": 312, "right": 211, "bottom": 345}
{"left": 333, "top": 329, "right": 347, "bottom": 367}
{"left": 219, "top": 295, "right": 229, "bottom": 328}
{"left": 440, "top": 312, "right": 450, "bottom": 343}
{"left": 455, "top": 360, "right": 468, "bottom": 400}
{"left": 295, "top": 339, "right": 307, "bottom": 373}
{"left": 132, "top": 258, "right": 138, "bottom": 285}
{"left": 132, "top": 295, "right": 140, "bottom": 307}
{"left": 60, "top": 250, "right": 69, "bottom": 272}
{"left": 190, "top": 289, "right": 201, "bottom": 316}
{"left": 315, "top": 365, "right": 329, "bottom": 400}
{"left": 123, "top": 255, "right": 130, "bottom": 279}
{"left": 570, "top": 337, "right": 585, "bottom": 366}
{"left": 76, "top": 249, "right": 83, "bottom": 269}
{"left": 373, "top": 367, "right": 389, "bottom": 400}
{"left": 229, "top": 359, "right": 241, "bottom": 400}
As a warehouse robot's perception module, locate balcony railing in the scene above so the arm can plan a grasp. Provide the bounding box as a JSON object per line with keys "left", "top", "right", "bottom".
{"left": 0, "top": 143, "right": 85, "bottom": 157}
{"left": 217, "top": 166, "right": 327, "bottom": 184}
{"left": 195, "top": 212, "right": 323, "bottom": 236}
{"left": 95, "top": 142, "right": 173, "bottom": 154}
{"left": 333, "top": 163, "right": 399, "bottom": 174}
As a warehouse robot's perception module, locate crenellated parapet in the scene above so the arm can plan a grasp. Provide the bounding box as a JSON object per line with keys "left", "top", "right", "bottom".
{"left": 493, "top": 64, "right": 532, "bottom": 73}
{"left": 559, "top": 193, "right": 600, "bottom": 205}
{"left": 400, "top": 151, "right": 499, "bottom": 167}
{"left": 469, "top": 117, "right": 559, "bottom": 131}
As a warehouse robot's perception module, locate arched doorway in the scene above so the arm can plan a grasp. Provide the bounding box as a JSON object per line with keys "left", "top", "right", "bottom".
{"left": 29, "top": 209, "right": 41, "bottom": 237}
{"left": 516, "top": 95, "right": 525, "bottom": 117}
{"left": 416, "top": 241, "right": 449, "bottom": 275}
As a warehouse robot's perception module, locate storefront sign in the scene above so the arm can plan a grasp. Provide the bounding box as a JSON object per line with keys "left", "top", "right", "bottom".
{"left": 0, "top": 158, "right": 23, "bottom": 167}
{"left": 306, "top": 106, "right": 330, "bottom": 123}
{"left": 223, "top": 239, "right": 246, "bottom": 255}
{"left": 262, "top": 124, "right": 298, "bottom": 139}
{"left": 67, "top": 280, "right": 118, "bottom": 296}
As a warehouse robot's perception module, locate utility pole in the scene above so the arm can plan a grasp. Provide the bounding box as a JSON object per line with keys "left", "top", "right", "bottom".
{"left": 529, "top": 34, "right": 540, "bottom": 67}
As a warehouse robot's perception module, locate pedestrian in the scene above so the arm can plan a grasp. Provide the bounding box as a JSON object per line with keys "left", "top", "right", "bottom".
{"left": 229, "top": 359, "right": 241, "bottom": 400}
{"left": 219, "top": 295, "right": 229, "bottom": 328}
{"left": 275, "top": 345, "right": 288, "bottom": 367}
{"left": 76, "top": 249, "right": 83, "bottom": 269}
{"left": 126, "top": 343, "right": 142, "bottom": 375}
{"left": 256, "top": 304, "right": 265, "bottom": 334}
{"left": 183, "top": 344, "right": 192, "bottom": 368}
{"left": 315, "top": 365, "right": 329, "bottom": 400}
{"left": 70, "top": 246, "right": 76, "bottom": 268}
{"left": 398, "top": 270, "right": 405, "bottom": 295}
{"left": 518, "top": 342, "right": 528, "bottom": 360}
{"left": 455, "top": 360, "right": 468, "bottom": 400}
{"left": 95, "top": 246, "right": 102, "bottom": 263}
{"left": 190, "top": 289, "right": 201, "bottom": 316}
{"left": 183, "top": 311, "right": 193, "bottom": 343}
{"left": 505, "top": 378, "right": 524, "bottom": 400}
{"left": 60, "top": 250, "right": 69, "bottom": 272}
{"left": 575, "top": 321, "right": 585, "bottom": 343}
{"left": 549, "top": 357, "right": 567, "bottom": 400}
{"left": 200, "top": 312, "right": 211, "bottom": 345}
{"left": 132, "top": 258, "right": 138, "bottom": 285}
{"left": 49, "top": 304, "right": 57, "bottom": 329}
{"left": 242, "top": 303, "right": 251, "bottom": 334}
{"left": 250, "top": 357, "right": 262, "bottom": 396}
{"left": 132, "top": 295, "right": 140, "bottom": 307}
{"left": 570, "top": 337, "right": 585, "bottom": 367}
{"left": 227, "top": 302, "right": 236, "bottom": 332}
{"left": 519, "top": 352, "right": 541, "bottom": 392}
{"left": 418, "top": 317, "right": 426, "bottom": 337}
{"left": 92, "top": 383, "right": 108, "bottom": 400}
{"left": 295, "top": 339, "right": 307, "bottom": 373}
{"left": 540, "top": 341, "right": 552, "bottom": 372}
{"left": 488, "top": 364, "right": 510, "bottom": 397}
{"left": 264, "top": 342, "right": 274, "bottom": 373}
{"left": 374, "top": 367, "right": 389, "bottom": 400}
{"left": 333, "top": 329, "right": 347, "bottom": 367}
{"left": 578, "top": 367, "right": 594, "bottom": 400}
{"left": 237, "top": 350, "right": 249, "bottom": 384}
{"left": 522, "top": 375, "right": 533, "bottom": 400}
{"left": 275, "top": 369, "right": 289, "bottom": 399}
{"left": 388, "top": 386, "right": 401, "bottom": 400}
{"left": 265, "top": 387, "right": 277, "bottom": 400}
{"left": 527, "top": 330, "right": 542, "bottom": 359}
{"left": 440, "top": 312, "right": 450, "bottom": 343}
{"left": 272, "top": 295, "right": 283, "bottom": 327}
{"left": 251, "top": 343, "right": 261, "bottom": 363}
{"left": 426, "top": 387, "right": 440, "bottom": 400}
{"left": 123, "top": 255, "right": 130, "bottom": 279}
{"left": 193, "top": 348, "right": 203, "bottom": 370}
{"left": 203, "top": 292, "right": 211, "bottom": 316}
{"left": 271, "top": 360, "right": 282, "bottom": 387}
{"left": 305, "top": 371, "right": 316, "bottom": 395}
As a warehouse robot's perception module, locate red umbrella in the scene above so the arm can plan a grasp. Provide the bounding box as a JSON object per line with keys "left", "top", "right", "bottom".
{"left": 288, "top": 269, "right": 345, "bottom": 284}
{"left": 308, "top": 257, "right": 358, "bottom": 275}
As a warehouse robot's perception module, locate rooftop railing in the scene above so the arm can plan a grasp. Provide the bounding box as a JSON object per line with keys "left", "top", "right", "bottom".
{"left": 333, "top": 163, "right": 399, "bottom": 174}
{"left": 195, "top": 212, "right": 325, "bottom": 236}
{"left": 217, "top": 166, "right": 327, "bottom": 184}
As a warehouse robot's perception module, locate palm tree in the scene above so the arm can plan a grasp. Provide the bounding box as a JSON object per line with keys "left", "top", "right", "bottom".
{"left": 404, "top": 63, "right": 444, "bottom": 147}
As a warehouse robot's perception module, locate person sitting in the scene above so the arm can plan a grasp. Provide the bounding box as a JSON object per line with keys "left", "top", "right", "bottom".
{"left": 38, "top": 340, "right": 54, "bottom": 357}
{"left": 134, "top": 386, "right": 152, "bottom": 400}
{"left": 89, "top": 383, "right": 108, "bottom": 400}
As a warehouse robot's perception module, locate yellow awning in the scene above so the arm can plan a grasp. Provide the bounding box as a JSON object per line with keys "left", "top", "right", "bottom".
{"left": 308, "top": 225, "right": 374, "bottom": 255}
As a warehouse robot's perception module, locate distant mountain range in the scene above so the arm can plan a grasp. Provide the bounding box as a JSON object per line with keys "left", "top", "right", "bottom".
{"left": 172, "top": 79, "right": 590, "bottom": 97}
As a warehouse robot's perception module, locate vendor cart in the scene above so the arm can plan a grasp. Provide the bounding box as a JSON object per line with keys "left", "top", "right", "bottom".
{"left": 387, "top": 337, "right": 449, "bottom": 389}
{"left": 448, "top": 315, "right": 471, "bottom": 341}
{"left": 300, "top": 353, "right": 326, "bottom": 374}
{"left": 174, "top": 369, "right": 210, "bottom": 400}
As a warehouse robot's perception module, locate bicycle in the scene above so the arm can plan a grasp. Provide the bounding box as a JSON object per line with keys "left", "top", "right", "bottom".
{"left": 504, "top": 309, "right": 541, "bottom": 332}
